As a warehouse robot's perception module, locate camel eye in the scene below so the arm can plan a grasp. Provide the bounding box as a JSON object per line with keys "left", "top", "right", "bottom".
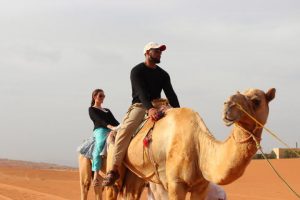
{"left": 251, "top": 98, "right": 261, "bottom": 107}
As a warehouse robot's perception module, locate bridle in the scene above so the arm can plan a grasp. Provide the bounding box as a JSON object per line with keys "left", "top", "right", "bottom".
{"left": 233, "top": 123, "right": 262, "bottom": 147}
{"left": 229, "top": 101, "right": 263, "bottom": 146}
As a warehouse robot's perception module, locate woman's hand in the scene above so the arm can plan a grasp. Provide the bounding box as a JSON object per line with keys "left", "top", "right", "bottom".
{"left": 107, "top": 124, "right": 119, "bottom": 131}
{"left": 107, "top": 124, "right": 114, "bottom": 130}
{"left": 107, "top": 131, "right": 116, "bottom": 144}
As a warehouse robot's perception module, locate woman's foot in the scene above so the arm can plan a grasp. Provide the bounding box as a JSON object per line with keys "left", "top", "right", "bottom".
{"left": 92, "top": 171, "right": 101, "bottom": 187}
{"left": 92, "top": 177, "right": 101, "bottom": 187}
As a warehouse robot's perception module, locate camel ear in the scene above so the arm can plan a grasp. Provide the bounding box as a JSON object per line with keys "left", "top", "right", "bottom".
{"left": 266, "top": 88, "right": 276, "bottom": 102}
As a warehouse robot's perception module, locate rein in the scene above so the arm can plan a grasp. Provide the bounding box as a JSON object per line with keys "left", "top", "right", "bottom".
{"left": 235, "top": 103, "right": 298, "bottom": 154}
{"left": 234, "top": 102, "right": 300, "bottom": 199}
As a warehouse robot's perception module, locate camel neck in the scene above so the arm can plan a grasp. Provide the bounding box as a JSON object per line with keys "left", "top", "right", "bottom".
{"left": 198, "top": 125, "right": 260, "bottom": 185}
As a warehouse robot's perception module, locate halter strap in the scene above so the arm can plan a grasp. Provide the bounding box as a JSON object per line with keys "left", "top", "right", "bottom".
{"left": 233, "top": 123, "right": 262, "bottom": 148}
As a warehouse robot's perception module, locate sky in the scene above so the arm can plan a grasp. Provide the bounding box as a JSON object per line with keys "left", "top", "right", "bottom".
{"left": 0, "top": 0, "right": 299, "bottom": 167}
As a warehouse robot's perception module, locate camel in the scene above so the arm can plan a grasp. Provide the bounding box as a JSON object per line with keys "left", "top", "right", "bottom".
{"left": 117, "top": 88, "right": 276, "bottom": 200}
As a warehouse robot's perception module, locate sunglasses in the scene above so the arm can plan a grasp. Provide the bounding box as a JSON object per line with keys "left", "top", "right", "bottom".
{"left": 98, "top": 94, "right": 106, "bottom": 98}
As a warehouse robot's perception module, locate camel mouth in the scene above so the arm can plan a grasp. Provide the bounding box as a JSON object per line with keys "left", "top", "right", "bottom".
{"left": 223, "top": 117, "right": 234, "bottom": 126}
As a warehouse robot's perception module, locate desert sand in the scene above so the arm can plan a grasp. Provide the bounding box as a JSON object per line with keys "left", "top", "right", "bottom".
{"left": 0, "top": 158, "right": 299, "bottom": 200}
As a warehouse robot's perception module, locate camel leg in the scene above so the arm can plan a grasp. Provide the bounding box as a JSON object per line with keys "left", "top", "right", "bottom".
{"left": 93, "top": 172, "right": 103, "bottom": 200}
{"left": 121, "top": 170, "right": 146, "bottom": 200}
{"left": 79, "top": 154, "right": 92, "bottom": 200}
{"left": 189, "top": 182, "right": 209, "bottom": 200}
{"left": 105, "top": 186, "right": 119, "bottom": 200}
{"left": 167, "top": 182, "right": 188, "bottom": 200}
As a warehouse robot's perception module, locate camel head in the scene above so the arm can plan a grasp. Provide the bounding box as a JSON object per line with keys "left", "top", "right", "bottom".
{"left": 223, "top": 88, "right": 276, "bottom": 129}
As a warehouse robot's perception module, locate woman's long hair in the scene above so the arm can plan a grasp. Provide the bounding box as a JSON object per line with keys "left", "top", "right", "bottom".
{"left": 91, "top": 89, "right": 104, "bottom": 106}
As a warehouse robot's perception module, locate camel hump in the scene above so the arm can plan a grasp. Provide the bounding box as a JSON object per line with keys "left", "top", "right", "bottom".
{"left": 163, "top": 107, "right": 212, "bottom": 136}
{"left": 129, "top": 107, "right": 203, "bottom": 148}
{"left": 161, "top": 107, "right": 192, "bottom": 117}
{"left": 164, "top": 107, "right": 201, "bottom": 123}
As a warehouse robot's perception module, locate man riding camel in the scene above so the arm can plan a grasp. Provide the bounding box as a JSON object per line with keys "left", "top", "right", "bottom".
{"left": 102, "top": 42, "right": 180, "bottom": 186}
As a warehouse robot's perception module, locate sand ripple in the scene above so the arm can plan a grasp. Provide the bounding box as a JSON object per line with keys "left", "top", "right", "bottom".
{"left": 0, "top": 183, "right": 68, "bottom": 200}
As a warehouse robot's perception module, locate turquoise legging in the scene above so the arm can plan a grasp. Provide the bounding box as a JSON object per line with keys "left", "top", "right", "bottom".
{"left": 92, "top": 127, "right": 109, "bottom": 171}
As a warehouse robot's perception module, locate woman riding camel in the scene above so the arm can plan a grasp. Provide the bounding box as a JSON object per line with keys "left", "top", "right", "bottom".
{"left": 88, "top": 89, "right": 119, "bottom": 186}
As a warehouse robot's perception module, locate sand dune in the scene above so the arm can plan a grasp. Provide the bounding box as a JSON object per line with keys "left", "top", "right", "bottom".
{"left": 0, "top": 158, "right": 299, "bottom": 200}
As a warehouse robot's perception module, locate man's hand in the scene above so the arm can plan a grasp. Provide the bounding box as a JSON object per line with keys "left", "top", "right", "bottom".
{"left": 148, "top": 108, "right": 159, "bottom": 121}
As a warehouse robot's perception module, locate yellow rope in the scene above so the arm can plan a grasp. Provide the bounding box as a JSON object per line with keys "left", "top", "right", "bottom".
{"left": 236, "top": 103, "right": 300, "bottom": 157}
{"left": 258, "top": 147, "right": 300, "bottom": 199}
{"left": 235, "top": 103, "right": 300, "bottom": 199}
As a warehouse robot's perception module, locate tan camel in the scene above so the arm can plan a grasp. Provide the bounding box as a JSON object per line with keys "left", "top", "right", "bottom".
{"left": 120, "top": 88, "right": 275, "bottom": 200}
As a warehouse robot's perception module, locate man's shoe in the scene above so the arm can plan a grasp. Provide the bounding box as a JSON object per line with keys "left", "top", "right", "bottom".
{"left": 102, "top": 170, "right": 120, "bottom": 186}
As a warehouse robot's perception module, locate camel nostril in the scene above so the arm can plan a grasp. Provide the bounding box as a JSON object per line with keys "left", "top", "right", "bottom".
{"left": 226, "top": 109, "right": 231, "bottom": 116}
